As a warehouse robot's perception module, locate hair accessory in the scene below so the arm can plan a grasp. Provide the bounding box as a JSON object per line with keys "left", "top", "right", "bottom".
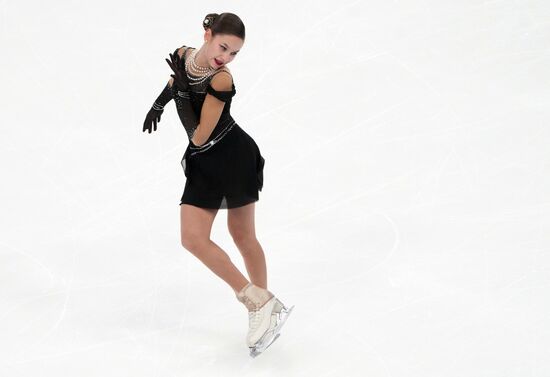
{"left": 203, "top": 15, "right": 216, "bottom": 30}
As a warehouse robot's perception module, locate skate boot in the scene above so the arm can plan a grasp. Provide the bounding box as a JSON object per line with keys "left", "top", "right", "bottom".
{"left": 236, "top": 283, "right": 295, "bottom": 358}
{"left": 248, "top": 297, "right": 295, "bottom": 357}
{"left": 235, "top": 283, "right": 278, "bottom": 353}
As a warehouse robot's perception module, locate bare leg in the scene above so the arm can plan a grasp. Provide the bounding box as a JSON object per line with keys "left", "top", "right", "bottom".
{"left": 227, "top": 202, "right": 268, "bottom": 289}
{"left": 180, "top": 203, "right": 249, "bottom": 293}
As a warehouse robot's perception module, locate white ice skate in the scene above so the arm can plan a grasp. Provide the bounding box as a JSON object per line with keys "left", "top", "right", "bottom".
{"left": 236, "top": 283, "right": 294, "bottom": 357}
{"left": 249, "top": 298, "right": 295, "bottom": 358}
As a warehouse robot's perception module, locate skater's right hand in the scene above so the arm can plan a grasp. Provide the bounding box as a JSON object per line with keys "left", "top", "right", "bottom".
{"left": 143, "top": 107, "right": 163, "bottom": 133}
{"left": 166, "top": 51, "right": 190, "bottom": 92}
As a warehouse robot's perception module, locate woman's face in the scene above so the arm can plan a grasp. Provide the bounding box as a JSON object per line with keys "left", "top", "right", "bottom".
{"left": 204, "top": 31, "right": 244, "bottom": 69}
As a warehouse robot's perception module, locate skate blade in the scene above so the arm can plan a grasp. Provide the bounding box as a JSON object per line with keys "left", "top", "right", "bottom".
{"left": 273, "top": 304, "right": 294, "bottom": 337}
{"left": 248, "top": 304, "right": 295, "bottom": 358}
{"left": 249, "top": 317, "right": 281, "bottom": 357}
{"left": 249, "top": 333, "right": 281, "bottom": 358}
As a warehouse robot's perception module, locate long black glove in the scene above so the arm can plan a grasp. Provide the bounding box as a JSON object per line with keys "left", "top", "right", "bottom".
{"left": 166, "top": 50, "right": 200, "bottom": 141}
{"left": 142, "top": 82, "right": 173, "bottom": 133}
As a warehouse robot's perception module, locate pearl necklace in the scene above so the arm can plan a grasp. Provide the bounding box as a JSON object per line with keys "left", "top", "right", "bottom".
{"left": 185, "top": 49, "right": 219, "bottom": 86}
{"left": 189, "top": 49, "right": 214, "bottom": 73}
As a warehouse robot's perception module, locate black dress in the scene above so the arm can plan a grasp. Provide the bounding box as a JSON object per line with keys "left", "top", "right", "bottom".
{"left": 177, "top": 46, "right": 265, "bottom": 209}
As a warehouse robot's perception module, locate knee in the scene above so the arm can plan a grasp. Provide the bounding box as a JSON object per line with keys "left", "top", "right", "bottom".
{"left": 181, "top": 231, "right": 207, "bottom": 252}
{"left": 230, "top": 231, "right": 257, "bottom": 251}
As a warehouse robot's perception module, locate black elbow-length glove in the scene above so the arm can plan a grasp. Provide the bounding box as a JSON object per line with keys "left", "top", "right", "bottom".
{"left": 166, "top": 50, "right": 199, "bottom": 141}
{"left": 143, "top": 81, "right": 173, "bottom": 133}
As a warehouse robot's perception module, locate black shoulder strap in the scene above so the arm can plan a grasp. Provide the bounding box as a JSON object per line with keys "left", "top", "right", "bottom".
{"left": 206, "top": 82, "right": 236, "bottom": 102}
{"left": 213, "top": 68, "right": 232, "bottom": 78}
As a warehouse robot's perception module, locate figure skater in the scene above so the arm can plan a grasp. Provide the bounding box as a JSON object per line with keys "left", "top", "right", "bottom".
{"left": 142, "top": 12, "right": 294, "bottom": 357}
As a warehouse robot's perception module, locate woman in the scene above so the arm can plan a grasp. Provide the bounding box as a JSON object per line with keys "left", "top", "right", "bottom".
{"left": 142, "top": 13, "right": 293, "bottom": 357}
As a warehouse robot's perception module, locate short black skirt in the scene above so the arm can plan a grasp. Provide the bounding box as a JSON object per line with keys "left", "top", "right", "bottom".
{"left": 179, "top": 123, "right": 265, "bottom": 209}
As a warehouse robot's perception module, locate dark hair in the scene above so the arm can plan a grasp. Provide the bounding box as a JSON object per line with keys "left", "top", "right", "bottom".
{"left": 203, "top": 12, "right": 245, "bottom": 41}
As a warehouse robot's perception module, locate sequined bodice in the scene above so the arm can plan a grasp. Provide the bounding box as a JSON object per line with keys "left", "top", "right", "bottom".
{"left": 177, "top": 46, "right": 238, "bottom": 144}
{"left": 183, "top": 47, "right": 235, "bottom": 116}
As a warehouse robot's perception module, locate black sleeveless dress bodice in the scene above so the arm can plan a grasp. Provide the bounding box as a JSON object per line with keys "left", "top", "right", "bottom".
{"left": 183, "top": 56, "right": 237, "bottom": 143}
{"left": 177, "top": 46, "right": 265, "bottom": 210}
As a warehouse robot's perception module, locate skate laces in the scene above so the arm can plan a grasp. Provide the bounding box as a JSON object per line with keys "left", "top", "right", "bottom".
{"left": 248, "top": 309, "right": 262, "bottom": 330}
{"left": 245, "top": 296, "right": 265, "bottom": 331}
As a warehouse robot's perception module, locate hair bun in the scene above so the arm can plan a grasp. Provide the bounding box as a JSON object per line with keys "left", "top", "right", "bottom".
{"left": 203, "top": 14, "right": 218, "bottom": 30}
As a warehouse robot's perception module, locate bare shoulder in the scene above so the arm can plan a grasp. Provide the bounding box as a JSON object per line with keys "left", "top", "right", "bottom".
{"left": 210, "top": 69, "right": 233, "bottom": 91}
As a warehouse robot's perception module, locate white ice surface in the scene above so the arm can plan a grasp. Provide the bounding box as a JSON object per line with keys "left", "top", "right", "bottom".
{"left": 1, "top": 0, "right": 549, "bottom": 376}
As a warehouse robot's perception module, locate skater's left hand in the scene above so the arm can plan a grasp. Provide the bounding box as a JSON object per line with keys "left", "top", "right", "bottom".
{"left": 143, "top": 107, "right": 163, "bottom": 133}
{"left": 166, "top": 52, "right": 189, "bottom": 92}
